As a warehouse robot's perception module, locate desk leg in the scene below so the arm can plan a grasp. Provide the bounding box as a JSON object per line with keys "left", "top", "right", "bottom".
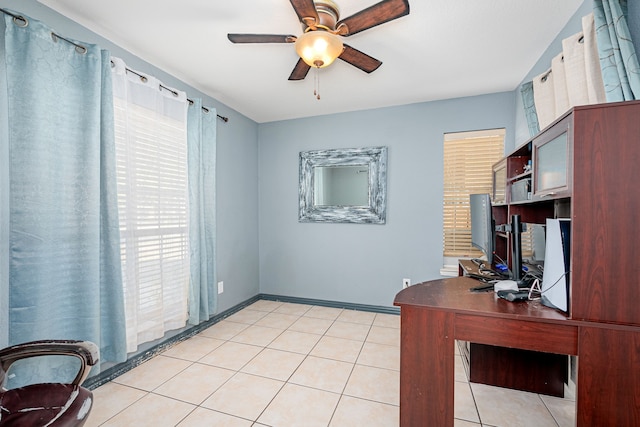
{"left": 399, "top": 306, "right": 455, "bottom": 427}
{"left": 577, "top": 327, "right": 640, "bottom": 426}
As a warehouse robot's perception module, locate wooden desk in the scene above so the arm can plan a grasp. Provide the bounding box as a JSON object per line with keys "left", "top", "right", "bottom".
{"left": 394, "top": 276, "right": 640, "bottom": 426}
{"left": 457, "top": 258, "right": 501, "bottom": 280}
{"left": 457, "top": 259, "right": 567, "bottom": 396}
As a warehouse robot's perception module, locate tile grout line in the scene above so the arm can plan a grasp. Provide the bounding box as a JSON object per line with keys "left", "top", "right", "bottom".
{"left": 92, "top": 303, "right": 402, "bottom": 426}
{"left": 96, "top": 304, "right": 571, "bottom": 426}
{"left": 326, "top": 319, "right": 374, "bottom": 427}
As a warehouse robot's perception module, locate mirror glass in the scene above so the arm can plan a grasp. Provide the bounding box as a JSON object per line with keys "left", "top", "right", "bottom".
{"left": 299, "top": 146, "right": 387, "bottom": 224}
{"left": 313, "top": 165, "right": 369, "bottom": 207}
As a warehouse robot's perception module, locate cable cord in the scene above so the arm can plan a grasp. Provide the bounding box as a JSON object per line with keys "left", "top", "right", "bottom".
{"left": 539, "top": 271, "right": 569, "bottom": 294}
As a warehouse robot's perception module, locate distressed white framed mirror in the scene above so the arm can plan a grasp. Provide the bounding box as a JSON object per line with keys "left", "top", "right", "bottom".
{"left": 299, "top": 146, "right": 387, "bottom": 224}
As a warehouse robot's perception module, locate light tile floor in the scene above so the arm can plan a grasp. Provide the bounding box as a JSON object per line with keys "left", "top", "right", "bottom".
{"left": 86, "top": 300, "right": 576, "bottom": 426}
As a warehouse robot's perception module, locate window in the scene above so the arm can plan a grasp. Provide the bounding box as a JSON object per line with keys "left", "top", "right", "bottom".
{"left": 112, "top": 63, "right": 190, "bottom": 352}
{"left": 442, "top": 129, "right": 505, "bottom": 269}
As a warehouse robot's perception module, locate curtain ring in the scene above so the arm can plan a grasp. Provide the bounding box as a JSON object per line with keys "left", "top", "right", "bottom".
{"left": 159, "top": 84, "right": 179, "bottom": 97}
{"left": 13, "top": 15, "right": 28, "bottom": 27}
{"left": 51, "top": 32, "right": 87, "bottom": 55}
{"left": 0, "top": 8, "right": 28, "bottom": 27}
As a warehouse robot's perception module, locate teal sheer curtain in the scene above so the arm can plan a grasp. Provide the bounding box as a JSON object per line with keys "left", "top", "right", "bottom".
{"left": 594, "top": 0, "right": 640, "bottom": 101}
{"left": 0, "top": 13, "right": 9, "bottom": 349}
{"left": 0, "top": 11, "right": 126, "bottom": 371}
{"left": 520, "top": 82, "right": 540, "bottom": 137}
{"left": 187, "top": 99, "right": 217, "bottom": 324}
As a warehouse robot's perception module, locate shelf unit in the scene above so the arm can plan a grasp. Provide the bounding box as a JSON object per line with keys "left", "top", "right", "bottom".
{"left": 497, "top": 100, "right": 640, "bottom": 324}
{"left": 467, "top": 100, "right": 640, "bottom": 398}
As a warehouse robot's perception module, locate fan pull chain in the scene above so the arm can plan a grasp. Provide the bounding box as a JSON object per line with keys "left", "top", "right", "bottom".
{"left": 314, "top": 67, "right": 321, "bottom": 100}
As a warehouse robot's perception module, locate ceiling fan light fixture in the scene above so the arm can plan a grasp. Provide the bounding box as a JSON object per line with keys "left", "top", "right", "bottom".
{"left": 295, "top": 31, "right": 343, "bottom": 68}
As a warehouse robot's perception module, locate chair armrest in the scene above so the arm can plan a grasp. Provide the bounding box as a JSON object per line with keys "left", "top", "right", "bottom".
{"left": 0, "top": 340, "right": 99, "bottom": 386}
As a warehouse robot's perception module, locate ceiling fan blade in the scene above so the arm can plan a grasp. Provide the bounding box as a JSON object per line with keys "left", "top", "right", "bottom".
{"left": 289, "top": 0, "right": 320, "bottom": 27}
{"left": 288, "top": 58, "right": 312, "bottom": 81}
{"left": 339, "top": 44, "right": 382, "bottom": 73}
{"left": 336, "top": 0, "right": 410, "bottom": 36}
{"left": 228, "top": 34, "right": 296, "bottom": 43}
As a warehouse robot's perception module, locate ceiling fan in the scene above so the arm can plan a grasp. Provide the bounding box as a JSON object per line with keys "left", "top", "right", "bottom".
{"left": 228, "top": 0, "right": 410, "bottom": 81}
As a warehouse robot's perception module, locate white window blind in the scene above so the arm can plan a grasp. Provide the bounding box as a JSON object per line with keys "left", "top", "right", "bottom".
{"left": 520, "top": 228, "right": 534, "bottom": 261}
{"left": 112, "top": 58, "right": 190, "bottom": 352}
{"left": 443, "top": 129, "right": 505, "bottom": 259}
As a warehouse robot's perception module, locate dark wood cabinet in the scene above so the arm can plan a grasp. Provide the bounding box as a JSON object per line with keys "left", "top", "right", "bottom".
{"left": 469, "top": 343, "right": 566, "bottom": 394}
{"left": 568, "top": 102, "right": 640, "bottom": 324}
{"left": 484, "top": 100, "right": 640, "bottom": 392}
{"left": 492, "top": 100, "right": 640, "bottom": 325}
{"left": 491, "top": 158, "right": 507, "bottom": 204}
{"left": 532, "top": 113, "right": 573, "bottom": 201}
{"left": 395, "top": 101, "right": 640, "bottom": 426}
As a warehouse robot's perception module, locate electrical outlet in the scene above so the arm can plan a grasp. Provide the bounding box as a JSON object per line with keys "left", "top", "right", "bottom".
{"left": 217, "top": 281, "right": 224, "bottom": 294}
{"left": 403, "top": 278, "right": 411, "bottom": 289}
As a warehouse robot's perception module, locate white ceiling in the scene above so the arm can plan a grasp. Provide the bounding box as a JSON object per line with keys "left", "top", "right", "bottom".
{"left": 37, "top": 0, "right": 584, "bottom": 123}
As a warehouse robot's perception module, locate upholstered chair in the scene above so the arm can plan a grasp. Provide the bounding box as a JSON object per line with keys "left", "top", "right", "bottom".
{"left": 0, "top": 340, "right": 98, "bottom": 426}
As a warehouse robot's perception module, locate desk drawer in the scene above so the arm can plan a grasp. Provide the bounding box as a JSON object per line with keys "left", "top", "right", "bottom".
{"left": 454, "top": 314, "right": 578, "bottom": 355}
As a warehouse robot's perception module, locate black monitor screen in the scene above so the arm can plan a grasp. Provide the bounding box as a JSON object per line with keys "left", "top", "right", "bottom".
{"left": 470, "top": 193, "right": 494, "bottom": 265}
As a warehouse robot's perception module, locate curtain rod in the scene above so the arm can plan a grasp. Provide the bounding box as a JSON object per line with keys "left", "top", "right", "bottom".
{"left": 1, "top": 7, "right": 87, "bottom": 54}
{"left": 1, "top": 7, "right": 229, "bottom": 123}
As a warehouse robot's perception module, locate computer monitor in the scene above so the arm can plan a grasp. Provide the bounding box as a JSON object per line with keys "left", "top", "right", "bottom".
{"left": 470, "top": 193, "right": 495, "bottom": 265}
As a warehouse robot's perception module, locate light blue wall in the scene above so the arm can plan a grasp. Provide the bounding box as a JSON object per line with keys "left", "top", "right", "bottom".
{"left": 4, "top": 0, "right": 639, "bottom": 312}
{"left": 258, "top": 93, "right": 515, "bottom": 307}
{"left": 513, "top": 1, "right": 593, "bottom": 145}
{"left": 0, "top": 0, "right": 261, "bottom": 313}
